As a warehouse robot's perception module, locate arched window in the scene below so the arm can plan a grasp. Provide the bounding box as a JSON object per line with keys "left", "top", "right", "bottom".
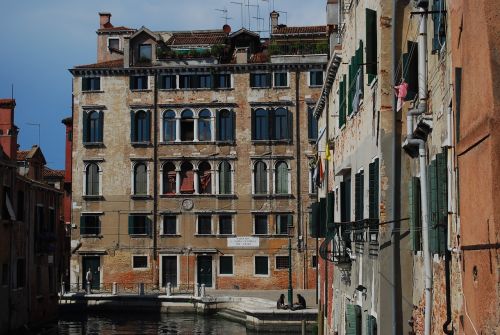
{"left": 131, "top": 110, "right": 150, "bottom": 143}
{"left": 198, "top": 109, "right": 212, "bottom": 141}
{"left": 219, "top": 161, "right": 232, "bottom": 194}
{"left": 134, "top": 163, "right": 148, "bottom": 195}
{"left": 162, "top": 162, "right": 176, "bottom": 194}
{"left": 85, "top": 163, "right": 100, "bottom": 196}
{"left": 253, "top": 108, "right": 268, "bottom": 140}
{"left": 254, "top": 161, "right": 267, "bottom": 194}
{"left": 83, "top": 110, "right": 103, "bottom": 143}
{"left": 180, "top": 162, "right": 194, "bottom": 194}
{"left": 198, "top": 161, "right": 212, "bottom": 194}
{"left": 181, "top": 110, "right": 194, "bottom": 141}
{"left": 275, "top": 161, "right": 289, "bottom": 194}
{"left": 274, "top": 108, "right": 288, "bottom": 140}
{"left": 163, "top": 110, "right": 176, "bottom": 142}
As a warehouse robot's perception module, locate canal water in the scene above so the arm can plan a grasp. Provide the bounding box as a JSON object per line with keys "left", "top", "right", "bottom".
{"left": 55, "top": 312, "right": 249, "bottom": 334}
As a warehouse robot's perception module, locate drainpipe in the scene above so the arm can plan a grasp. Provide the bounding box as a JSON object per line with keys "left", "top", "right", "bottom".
{"left": 406, "top": 7, "right": 432, "bottom": 335}
{"left": 390, "top": 0, "right": 401, "bottom": 333}
{"left": 153, "top": 72, "right": 159, "bottom": 286}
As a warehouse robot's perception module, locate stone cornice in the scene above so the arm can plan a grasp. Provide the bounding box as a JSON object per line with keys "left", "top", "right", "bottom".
{"left": 69, "top": 62, "right": 327, "bottom": 76}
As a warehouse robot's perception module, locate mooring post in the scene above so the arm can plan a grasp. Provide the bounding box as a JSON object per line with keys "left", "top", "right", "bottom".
{"left": 200, "top": 284, "right": 206, "bottom": 297}
{"left": 166, "top": 282, "right": 171, "bottom": 297}
{"left": 112, "top": 282, "right": 117, "bottom": 295}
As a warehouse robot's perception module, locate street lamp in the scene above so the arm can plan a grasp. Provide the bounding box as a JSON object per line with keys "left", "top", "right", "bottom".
{"left": 288, "top": 222, "right": 295, "bottom": 305}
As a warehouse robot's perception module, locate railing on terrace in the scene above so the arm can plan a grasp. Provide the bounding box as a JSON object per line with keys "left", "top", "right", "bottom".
{"left": 268, "top": 42, "right": 329, "bottom": 56}
{"left": 62, "top": 282, "right": 206, "bottom": 297}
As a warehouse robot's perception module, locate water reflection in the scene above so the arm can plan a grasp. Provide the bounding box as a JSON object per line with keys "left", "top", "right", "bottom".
{"left": 57, "top": 312, "right": 248, "bottom": 335}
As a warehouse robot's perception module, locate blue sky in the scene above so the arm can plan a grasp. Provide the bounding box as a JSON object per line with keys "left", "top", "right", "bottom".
{"left": 0, "top": 0, "right": 326, "bottom": 169}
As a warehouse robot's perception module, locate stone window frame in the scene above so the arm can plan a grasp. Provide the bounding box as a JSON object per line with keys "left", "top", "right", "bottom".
{"left": 217, "top": 214, "right": 234, "bottom": 236}
{"left": 131, "top": 254, "right": 149, "bottom": 270}
{"left": 130, "top": 160, "right": 151, "bottom": 198}
{"left": 253, "top": 255, "right": 270, "bottom": 277}
{"left": 273, "top": 71, "right": 290, "bottom": 88}
{"left": 160, "top": 213, "right": 179, "bottom": 236}
{"left": 274, "top": 255, "right": 290, "bottom": 271}
{"left": 218, "top": 255, "right": 234, "bottom": 276}
{"left": 308, "top": 70, "right": 325, "bottom": 87}
{"left": 195, "top": 214, "right": 213, "bottom": 236}
{"left": 82, "top": 160, "right": 103, "bottom": 198}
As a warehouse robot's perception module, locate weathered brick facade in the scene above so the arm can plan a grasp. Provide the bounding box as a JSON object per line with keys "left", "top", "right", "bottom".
{"left": 69, "top": 13, "right": 327, "bottom": 295}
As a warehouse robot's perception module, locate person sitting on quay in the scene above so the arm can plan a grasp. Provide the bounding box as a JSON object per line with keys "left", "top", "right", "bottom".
{"left": 290, "top": 293, "right": 306, "bottom": 310}
{"left": 277, "top": 293, "right": 289, "bottom": 309}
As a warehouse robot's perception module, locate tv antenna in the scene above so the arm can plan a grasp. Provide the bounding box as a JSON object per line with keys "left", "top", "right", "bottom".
{"left": 277, "top": 10, "right": 288, "bottom": 25}
{"left": 230, "top": 1, "right": 245, "bottom": 28}
{"left": 215, "top": 8, "right": 232, "bottom": 25}
{"left": 246, "top": 0, "right": 259, "bottom": 31}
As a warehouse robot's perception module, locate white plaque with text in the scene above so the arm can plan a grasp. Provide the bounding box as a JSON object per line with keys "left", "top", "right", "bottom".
{"left": 227, "top": 237, "right": 259, "bottom": 248}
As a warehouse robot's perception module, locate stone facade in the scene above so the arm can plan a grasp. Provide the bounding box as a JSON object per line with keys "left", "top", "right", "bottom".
{"left": 69, "top": 13, "right": 327, "bottom": 295}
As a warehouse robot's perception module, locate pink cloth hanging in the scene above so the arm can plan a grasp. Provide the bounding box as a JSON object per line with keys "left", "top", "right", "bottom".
{"left": 394, "top": 81, "right": 408, "bottom": 112}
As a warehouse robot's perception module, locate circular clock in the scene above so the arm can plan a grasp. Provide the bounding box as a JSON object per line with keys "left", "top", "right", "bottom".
{"left": 181, "top": 199, "right": 194, "bottom": 211}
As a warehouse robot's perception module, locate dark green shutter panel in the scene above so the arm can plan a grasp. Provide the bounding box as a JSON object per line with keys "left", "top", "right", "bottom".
{"left": 366, "top": 9, "right": 377, "bottom": 83}
{"left": 268, "top": 108, "right": 275, "bottom": 140}
{"left": 310, "top": 202, "right": 319, "bottom": 237}
{"left": 97, "top": 111, "right": 104, "bottom": 142}
{"left": 130, "top": 77, "right": 134, "bottom": 90}
{"left": 436, "top": 152, "right": 448, "bottom": 255}
{"left": 128, "top": 215, "right": 134, "bottom": 235}
{"left": 146, "top": 216, "right": 152, "bottom": 236}
{"left": 319, "top": 197, "right": 326, "bottom": 238}
{"left": 345, "top": 304, "right": 362, "bottom": 335}
{"left": 80, "top": 216, "right": 86, "bottom": 233}
{"left": 338, "top": 80, "right": 344, "bottom": 128}
{"left": 287, "top": 110, "right": 293, "bottom": 141}
{"left": 429, "top": 160, "right": 438, "bottom": 253}
{"left": 348, "top": 60, "right": 353, "bottom": 116}
{"left": 95, "top": 78, "right": 101, "bottom": 91}
{"left": 82, "top": 78, "right": 89, "bottom": 91}
{"left": 145, "top": 110, "right": 151, "bottom": 142}
{"left": 367, "top": 315, "right": 377, "bottom": 335}
{"left": 130, "top": 111, "right": 136, "bottom": 142}
{"left": 231, "top": 110, "right": 236, "bottom": 141}
{"left": 327, "top": 191, "right": 334, "bottom": 229}
{"left": 409, "top": 177, "right": 422, "bottom": 251}
{"left": 82, "top": 111, "right": 89, "bottom": 143}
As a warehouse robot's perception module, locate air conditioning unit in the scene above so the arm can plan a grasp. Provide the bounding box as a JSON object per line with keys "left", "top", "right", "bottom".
{"left": 413, "top": 0, "right": 429, "bottom": 8}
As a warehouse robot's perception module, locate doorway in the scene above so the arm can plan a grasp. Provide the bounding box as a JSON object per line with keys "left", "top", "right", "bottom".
{"left": 161, "top": 255, "right": 178, "bottom": 287}
{"left": 82, "top": 256, "right": 100, "bottom": 290}
{"left": 196, "top": 255, "right": 212, "bottom": 287}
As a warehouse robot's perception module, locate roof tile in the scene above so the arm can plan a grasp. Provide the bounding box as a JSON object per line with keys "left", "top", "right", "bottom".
{"left": 273, "top": 25, "right": 326, "bottom": 35}
{"left": 168, "top": 31, "right": 227, "bottom": 46}
{"left": 75, "top": 59, "right": 124, "bottom": 69}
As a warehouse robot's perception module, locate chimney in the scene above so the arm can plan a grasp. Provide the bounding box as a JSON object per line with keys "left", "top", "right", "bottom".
{"left": 270, "top": 11, "right": 279, "bottom": 32}
{"left": 99, "top": 12, "right": 112, "bottom": 29}
{"left": 0, "top": 99, "right": 18, "bottom": 160}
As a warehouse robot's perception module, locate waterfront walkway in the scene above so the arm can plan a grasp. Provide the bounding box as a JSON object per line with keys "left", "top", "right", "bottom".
{"left": 60, "top": 289, "right": 318, "bottom": 332}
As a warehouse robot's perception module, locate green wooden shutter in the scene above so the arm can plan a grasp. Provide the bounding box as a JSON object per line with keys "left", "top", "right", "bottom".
{"left": 145, "top": 110, "right": 151, "bottom": 142}
{"left": 366, "top": 9, "right": 377, "bottom": 83}
{"left": 128, "top": 215, "right": 134, "bottom": 235}
{"left": 80, "top": 216, "right": 86, "bottom": 234}
{"left": 146, "top": 216, "right": 152, "bottom": 236}
{"left": 327, "top": 191, "right": 334, "bottom": 229}
{"left": 216, "top": 109, "right": 221, "bottom": 141}
{"left": 346, "top": 304, "right": 362, "bottom": 335}
{"left": 231, "top": 109, "right": 236, "bottom": 141}
{"left": 82, "top": 111, "right": 89, "bottom": 143}
{"left": 348, "top": 58, "right": 354, "bottom": 116}
{"left": 436, "top": 152, "right": 448, "bottom": 255}
{"left": 428, "top": 160, "right": 438, "bottom": 253}
{"left": 97, "top": 111, "right": 104, "bottom": 142}
{"left": 409, "top": 177, "right": 422, "bottom": 251}
{"left": 339, "top": 79, "right": 345, "bottom": 128}
{"left": 130, "top": 111, "right": 136, "bottom": 142}
{"left": 431, "top": 0, "right": 446, "bottom": 53}
{"left": 367, "top": 315, "right": 377, "bottom": 335}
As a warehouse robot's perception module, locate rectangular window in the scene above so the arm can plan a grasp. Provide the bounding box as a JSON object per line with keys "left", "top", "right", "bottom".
{"left": 130, "top": 76, "right": 149, "bottom": 90}
{"left": 199, "top": 74, "right": 212, "bottom": 89}
{"left": 338, "top": 75, "right": 347, "bottom": 128}
{"left": 80, "top": 215, "right": 100, "bottom": 235}
{"left": 128, "top": 215, "right": 150, "bottom": 235}
{"left": 402, "top": 41, "right": 418, "bottom": 101}
{"left": 138, "top": 44, "right": 152, "bottom": 62}
{"left": 250, "top": 73, "right": 271, "bottom": 88}
{"left": 215, "top": 74, "right": 231, "bottom": 89}
{"left": 108, "top": 38, "right": 120, "bottom": 50}
{"left": 132, "top": 255, "right": 148, "bottom": 269}
{"left": 354, "top": 170, "right": 364, "bottom": 241}
{"left": 309, "top": 71, "right": 324, "bottom": 86}
{"left": 340, "top": 175, "right": 351, "bottom": 223}
{"left": 275, "top": 255, "right": 289, "bottom": 270}
{"left": 308, "top": 106, "right": 318, "bottom": 140}
{"left": 82, "top": 110, "right": 104, "bottom": 144}
{"left": 368, "top": 159, "right": 379, "bottom": 241}
{"left": 16, "top": 259, "right": 25, "bottom": 288}
{"left": 163, "top": 215, "right": 177, "bottom": 235}
{"left": 82, "top": 77, "right": 101, "bottom": 91}
{"left": 312, "top": 255, "right": 317, "bottom": 268}
{"left": 159, "top": 75, "right": 177, "bottom": 90}
{"left": 1, "top": 263, "right": 8, "bottom": 286}
{"left": 217, "top": 109, "right": 235, "bottom": 142}
{"left": 251, "top": 108, "right": 291, "bottom": 141}
{"left": 254, "top": 215, "right": 268, "bottom": 235}
{"left": 219, "top": 256, "right": 233, "bottom": 275}
{"left": 219, "top": 215, "right": 233, "bottom": 235}
{"left": 254, "top": 256, "right": 269, "bottom": 275}
{"left": 197, "top": 215, "right": 212, "bottom": 235}
{"left": 431, "top": 0, "right": 446, "bottom": 53}
{"left": 274, "top": 72, "right": 288, "bottom": 87}
{"left": 366, "top": 9, "right": 378, "bottom": 83}
{"left": 276, "top": 214, "right": 291, "bottom": 235}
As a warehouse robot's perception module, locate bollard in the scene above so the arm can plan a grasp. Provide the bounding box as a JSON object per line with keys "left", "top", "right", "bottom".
{"left": 301, "top": 320, "right": 306, "bottom": 335}
{"left": 194, "top": 283, "right": 200, "bottom": 297}
{"left": 86, "top": 281, "right": 91, "bottom": 294}
{"left": 200, "top": 284, "right": 206, "bottom": 298}
{"left": 112, "top": 282, "right": 117, "bottom": 295}
{"left": 61, "top": 281, "right": 65, "bottom": 295}
{"left": 166, "top": 282, "right": 171, "bottom": 297}
{"left": 139, "top": 282, "right": 145, "bottom": 295}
